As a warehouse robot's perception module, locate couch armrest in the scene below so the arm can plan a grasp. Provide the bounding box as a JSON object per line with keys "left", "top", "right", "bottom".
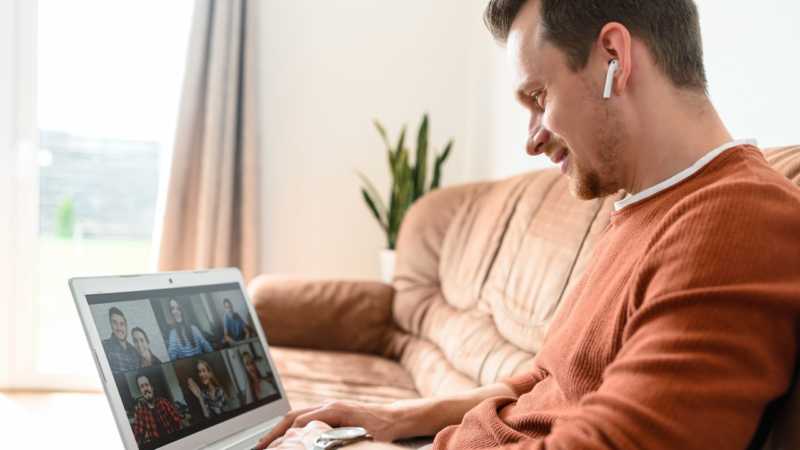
{"left": 248, "top": 274, "right": 395, "bottom": 355}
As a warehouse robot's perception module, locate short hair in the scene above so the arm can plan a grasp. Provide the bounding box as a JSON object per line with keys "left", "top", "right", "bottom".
{"left": 131, "top": 327, "right": 149, "bottom": 343}
{"left": 136, "top": 373, "right": 150, "bottom": 385}
{"left": 483, "top": 0, "right": 707, "bottom": 91}
{"left": 223, "top": 298, "right": 232, "bottom": 307}
{"left": 108, "top": 306, "right": 126, "bottom": 322}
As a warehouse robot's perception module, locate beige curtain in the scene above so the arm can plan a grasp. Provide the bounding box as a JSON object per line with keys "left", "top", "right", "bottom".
{"left": 158, "top": 0, "right": 261, "bottom": 282}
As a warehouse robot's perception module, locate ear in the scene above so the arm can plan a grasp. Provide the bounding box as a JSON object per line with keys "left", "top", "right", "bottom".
{"left": 594, "top": 22, "right": 632, "bottom": 96}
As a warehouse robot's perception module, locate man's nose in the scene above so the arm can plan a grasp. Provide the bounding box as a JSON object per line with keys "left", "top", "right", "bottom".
{"left": 527, "top": 127, "right": 551, "bottom": 156}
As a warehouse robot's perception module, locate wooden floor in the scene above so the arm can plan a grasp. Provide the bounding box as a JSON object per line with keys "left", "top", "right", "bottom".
{"left": 1, "top": 391, "right": 123, "bottom": 448}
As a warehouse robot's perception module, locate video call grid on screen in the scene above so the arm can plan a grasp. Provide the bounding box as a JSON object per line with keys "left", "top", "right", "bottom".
{"left": 88, "top": 283, "right": 282, "bottom": 450}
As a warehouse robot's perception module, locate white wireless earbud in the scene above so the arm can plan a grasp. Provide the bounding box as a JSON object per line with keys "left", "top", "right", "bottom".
{"left": 603, "top": 59, "right": 619, "bottom": 99}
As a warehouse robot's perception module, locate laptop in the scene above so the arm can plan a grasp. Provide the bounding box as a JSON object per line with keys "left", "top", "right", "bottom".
{"left": 70, "top": 268, "right": 291, "bottom": 450}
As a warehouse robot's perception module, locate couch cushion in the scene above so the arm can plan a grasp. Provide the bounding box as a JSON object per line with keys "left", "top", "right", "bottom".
{"left": 393, "top": 170, "right": 620, "bottom": 392}
{"left": 270, "top": 346, "right": 420, "bottom": 409}
{"left": 479, "top": 175, "right": 620, "bottom": 355}
{"left": 764, "top": 145, "right": 800, "bottom": 185}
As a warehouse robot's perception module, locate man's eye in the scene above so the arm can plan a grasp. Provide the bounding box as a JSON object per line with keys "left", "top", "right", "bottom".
{"left": 530, "top": 90, "right": 546, "bottom": 110}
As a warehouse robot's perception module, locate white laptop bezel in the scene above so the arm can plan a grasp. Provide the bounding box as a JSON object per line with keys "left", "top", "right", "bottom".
{"left": 70, "top": 268, "right": 291, "bottom": 450}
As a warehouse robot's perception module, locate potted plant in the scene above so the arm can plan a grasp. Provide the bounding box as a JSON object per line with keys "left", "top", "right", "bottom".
{"left": 358, "top": 113, "right": 453, "bottom": 283}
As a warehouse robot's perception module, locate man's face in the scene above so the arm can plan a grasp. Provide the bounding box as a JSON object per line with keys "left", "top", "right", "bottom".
{"left": 224, "top": 302, "right": 232, "bottom": 313}
{"left": 138, "top": 376, "right": 154, "bottom": 402}
{"left": 110, "top": 313, "right": 127, "bottom": 341}
{"left": 508, "top": 1, "right": 624, "bottom": 199}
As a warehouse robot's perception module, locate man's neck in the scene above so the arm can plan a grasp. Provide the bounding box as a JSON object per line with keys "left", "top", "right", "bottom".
{"left": 116, "top": 337, "right": 128, "bottom": 349}
{"left": 622, "top": 91, "right": 733, "bottom": 195}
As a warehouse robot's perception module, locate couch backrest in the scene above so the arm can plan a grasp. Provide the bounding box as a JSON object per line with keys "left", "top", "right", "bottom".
{"left": 391, "top": 145, "right": 800, "bottom": 436}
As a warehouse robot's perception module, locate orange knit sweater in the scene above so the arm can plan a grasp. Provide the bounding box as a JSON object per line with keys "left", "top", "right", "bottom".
{"left": 433, "top": 145, "right": 800, "bottom": 450}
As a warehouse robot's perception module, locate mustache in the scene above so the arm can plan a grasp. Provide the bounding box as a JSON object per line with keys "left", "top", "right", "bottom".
{"left": 526, "top": 135, "right": 569, "bottom": 157}
{"left": 526, "top": 127, "right": 567, "bottom": 150}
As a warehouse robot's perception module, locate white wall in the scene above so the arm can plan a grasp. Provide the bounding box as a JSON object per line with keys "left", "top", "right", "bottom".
{"left": 482, "top": 44, "right": 554, "bottom": 180}
{"left": 257, "top": 0, "right": 492, "bottom": 279}
{"left": 697, "top": 0, "right": 800, "bottom": 148}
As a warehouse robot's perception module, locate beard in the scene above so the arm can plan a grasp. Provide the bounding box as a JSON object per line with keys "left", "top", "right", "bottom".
{"left": 566, "top": 92, "right": 624, "bottom": 200}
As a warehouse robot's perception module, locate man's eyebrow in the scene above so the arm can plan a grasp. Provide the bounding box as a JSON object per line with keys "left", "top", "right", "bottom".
{"left": 516, "top": 77, "right": 541, "bottom": 94}
{"left": 515, "top": 79, "right": 540, "bottom": 103}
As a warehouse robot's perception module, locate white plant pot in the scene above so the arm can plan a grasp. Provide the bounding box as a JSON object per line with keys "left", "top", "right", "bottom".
{"left": 380, "top": 249, "right": 396, "bottom": 284}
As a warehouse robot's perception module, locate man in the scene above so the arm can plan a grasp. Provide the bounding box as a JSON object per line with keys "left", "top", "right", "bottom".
{"left": 131, "top": 374, "right": 183, "bottom": 444}
{"left": 257, "top": 1, "right": 800, "bottom": 449}
{"left": 222, "top": 298, "right": 251, "bottom": 344}
{"left": 102, "top": 306, "right": 140, "bottom": 373}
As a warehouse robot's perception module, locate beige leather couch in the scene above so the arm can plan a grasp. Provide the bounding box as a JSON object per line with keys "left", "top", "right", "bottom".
{"left": 249, "top": 146, "right": 800, "bottom": 449}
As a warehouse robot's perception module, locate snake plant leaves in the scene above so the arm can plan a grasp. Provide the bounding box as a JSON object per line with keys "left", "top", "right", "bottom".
{"left": 357, "top": 171, "right": 387, "bottom": 225}
{"left": 361, "top": 188, "right": 386, "bottom": 232}
{"left": 414, "top": 114, "right": 429, "bottom": 199}
{"left": 396, "top": 125, "right": 407, "bottom": 159}
{"left": 360, "top": 114, "right": 454, "bottom": 250}
{"left": 431, "top": 139, "right": 453, "bottom": 190}
{"left": 373, "top": 119, "right": 391, "bottom": 152}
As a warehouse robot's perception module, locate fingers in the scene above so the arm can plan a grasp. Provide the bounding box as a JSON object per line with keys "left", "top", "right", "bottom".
{"left": 255, "top": 407, "right": 315, "bottom": 450}
{"left": 255, "top": 401, "right": 353, "bottom": 450}
{"left": 265, "top": 420, "right": 331, "bottom": 449}
{"left": 291, "top": 403, "right": 348, "bottom": 429}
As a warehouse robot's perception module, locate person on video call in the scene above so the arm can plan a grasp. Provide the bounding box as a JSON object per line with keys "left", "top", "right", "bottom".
{"left": 187, "top": 359, "right": 230, "bottom": 419}
{"left": 256, "top": 0, "right": 800, "bottom": 449}
{"left": 131, "top": 326, "right": 162, "bottom": 368}
{"left": 102, "top": 306, "right": 140, "bottom": 373}
{"left": 241, "top": 351, "right": 277, "bottom": 404}
{"left": 132, "top": 374, "right": 183, "bottom": 444}
{"left": 166, "top": 298, "right": 213, "bottom": 360}
{"left": 223, "top": 298, "right": 251, "bottom": 344}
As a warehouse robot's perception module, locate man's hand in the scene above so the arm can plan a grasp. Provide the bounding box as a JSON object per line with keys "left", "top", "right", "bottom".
{"left": 255, "top": 382, "right": 519, "bottom": 450}
{"left": 265, "top": 420, "right": 331, "bottom": 449}
{"left": 255, "top": 400, "right": 402, "bottom": 450}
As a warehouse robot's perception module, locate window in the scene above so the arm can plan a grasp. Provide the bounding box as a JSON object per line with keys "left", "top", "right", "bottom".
{"left": 1, "top": 0, "right": 193, "bottom": 390}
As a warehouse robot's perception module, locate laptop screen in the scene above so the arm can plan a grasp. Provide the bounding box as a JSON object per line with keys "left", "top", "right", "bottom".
{"left": 87, "top": 282, "right": 283, "bottom": 450}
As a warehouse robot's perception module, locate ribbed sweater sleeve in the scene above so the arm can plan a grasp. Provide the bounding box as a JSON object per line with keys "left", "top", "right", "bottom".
{"left": 470, "top": 178, "right": 800, "bottom": 450}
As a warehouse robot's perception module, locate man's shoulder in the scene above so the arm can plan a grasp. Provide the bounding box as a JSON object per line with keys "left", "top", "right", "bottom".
{"left": 155, "top": 397, "right": 175, "bottom": 408}
{"left": 652, "top": 178, "right": 800, "bottom": 255}
{"left": 102, "top": 337, "right": 117, "bottom": 349}
{"left": 662, "top": 150, "right": 800, "bottom": 230}
{"left": 637, "top": 153, "right": 800, "bottom": 292}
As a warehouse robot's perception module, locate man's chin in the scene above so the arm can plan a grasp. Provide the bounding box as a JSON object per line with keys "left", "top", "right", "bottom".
{"left": 567, "top": 172, "right": 614, "bottom": 201}
{"left": 568, "top": 182, "right": 597, "bottom": 200}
